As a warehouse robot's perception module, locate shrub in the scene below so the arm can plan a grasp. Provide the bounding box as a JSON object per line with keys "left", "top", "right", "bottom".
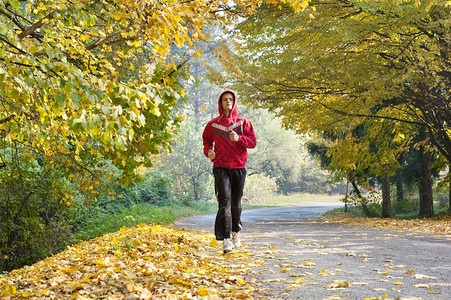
{"left": 243, "top": 174, "right": 278, "bottom": 204}
{"left": 0, "top": 153, "right": 76, "bottom": 271}
{"left": 133, "top": 171, "right": 175, "bottom": 206}
{"left": 74, "top": 203, "right": 177, "bottom": 241}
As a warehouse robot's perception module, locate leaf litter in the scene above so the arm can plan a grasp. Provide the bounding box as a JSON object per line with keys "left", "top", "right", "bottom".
{"left": 0, "top": 224, "right": 257, "bottom": 299}
{"left": 319, "top": 212, "right": 451, "bottom": 238}
{"left": 1, "top": 213, "right": 448, "bottom": 299}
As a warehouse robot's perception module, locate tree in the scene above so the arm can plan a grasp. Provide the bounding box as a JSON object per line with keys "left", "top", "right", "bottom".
{"left": 0, "top": 0, "right": 310, "bottom": 270}
{"left": 217, "top": 0, "right": 450, "bottom": 161}
{"left": 155, "top": 23, "right": 334, "bottom": 202}
{"left": 0, "top": 143, "right": 77, "bottom": 271}
{"left": 306, "top": 121, "right": 406, "bottom": 217}
{"left": 211, "top": 0, "right": 450, "bottom": 214}
{"left": 0, "top": 0, "right": 308, "bottom": 190}
{"left": 245, "top": 109, "right": 336, "bottom": 194}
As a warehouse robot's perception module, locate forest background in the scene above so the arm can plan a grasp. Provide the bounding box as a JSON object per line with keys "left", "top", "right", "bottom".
{"left": 0, "top": 0, "right": 450, "bottom": 273}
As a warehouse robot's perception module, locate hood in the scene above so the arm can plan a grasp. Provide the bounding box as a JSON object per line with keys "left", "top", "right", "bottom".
{"left": 218, "top": 90, "right": 237, "bottom": 118}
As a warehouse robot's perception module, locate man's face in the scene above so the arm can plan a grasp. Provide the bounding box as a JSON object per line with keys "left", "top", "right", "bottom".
{"left": 221, "top": 93, "right": 234, "bottom": 114}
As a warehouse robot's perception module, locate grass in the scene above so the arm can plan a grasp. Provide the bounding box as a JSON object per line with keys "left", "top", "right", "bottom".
{"left": 73, "top": 193, "right": 345, "bottom": 240}
{"left": 187, "top": 193, "right": 345, "bottom": 217}
{"left": 262, "top": 192, "right": 344, "bottom": 207}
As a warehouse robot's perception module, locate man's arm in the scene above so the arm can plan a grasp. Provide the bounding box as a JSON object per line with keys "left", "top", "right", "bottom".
{"left": 236, "top": 119, "right": 256, "bottom": 149}
{"left": 202, "top": 122, "right": 215, "bottom": 158}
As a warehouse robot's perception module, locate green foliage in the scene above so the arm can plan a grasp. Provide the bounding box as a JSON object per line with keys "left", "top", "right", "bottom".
{"left": 216, "top": 0, "right": 451, "bottom": 215}
{"left": 73, "top": 170, "right": 176, "bottom": 239}
{"left": 243, "top": 174, "right": 278, "bottom": 204}
{"left": 154, "top": 119, "right": 214, "bottom": 202}
{"left": 0, "top": 147, "right": 77, "bottom": 271}
{"left": 74, "top": 203, "right": 177, "bottom": 241}
{"left": 154, "top": 31, "right": 223, "bottom": 203}
{"left": 133, "top": 171, "right": 175, "bottom": 206}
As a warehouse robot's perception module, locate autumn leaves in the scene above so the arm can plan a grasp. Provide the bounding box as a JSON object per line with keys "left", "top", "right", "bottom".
{"left": 1, "top": 213, "right": 449, "bottom": 298}
{"left": 0, "top": 224, "right": 254, "bottom": 299}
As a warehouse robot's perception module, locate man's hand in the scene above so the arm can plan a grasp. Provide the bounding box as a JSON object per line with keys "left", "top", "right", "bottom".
{"left": 207, "top": 149, "right": 216, "bottom": 160}
{"left": 229, "top": 130, "right": 239, "bottom": 142}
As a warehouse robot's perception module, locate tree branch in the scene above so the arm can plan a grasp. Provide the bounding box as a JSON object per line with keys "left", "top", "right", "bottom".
{"left": 86, "top": 30, "right": 121, "bottom": 50}
{"left": 0, "top": 114, "right": 15, "bottom": 125}
{"left": 311, "top": 96, "right": 424, "bottom": 126}
{"left": 0, "top": 35, "right": 28, "bottom": 55}
{"left": 18, "top": 9, "right": 60, "bottom": 39}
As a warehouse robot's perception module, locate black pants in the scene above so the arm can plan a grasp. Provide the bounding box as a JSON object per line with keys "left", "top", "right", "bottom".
{"left": 213, "top": 167, "right": 246, "bottom": 240}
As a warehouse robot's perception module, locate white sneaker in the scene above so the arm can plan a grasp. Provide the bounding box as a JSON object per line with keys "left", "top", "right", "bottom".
{"left": 223, "top": 238, "right": 235, "bottom": 253}
{"left": 231, "top": 232, "right": 241, "bottom": 248}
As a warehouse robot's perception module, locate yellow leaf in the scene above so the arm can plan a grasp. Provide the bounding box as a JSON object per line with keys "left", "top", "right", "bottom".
{"left": 126, "top": 281, "right": 135, "bottom": 292}
{"left": 324, "top": 280, "right": 350, "bottom": 290}
{"left": 193, "top": 49, "right": 203, "bottom": 58}
{"left": 209, "top": 238, "right": 217, "bottom": 247}
{"left": 1, "top": 284, "right": 16, "bottom": 296}
{"left": 280, "top": 268, "right": 290, "bottom": 273}
{"left": 197, "top": 286, "right": 209, "bottom": 296}
{"left": 294, "top": 278, "right": 305, "bottom": 284}
{"left": 394, "top": 282, "right": 403, "bottom": 285}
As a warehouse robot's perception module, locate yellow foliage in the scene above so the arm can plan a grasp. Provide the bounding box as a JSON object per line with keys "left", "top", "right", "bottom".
{"left": 0, "top": 225, "right": 254, "bottom": 299}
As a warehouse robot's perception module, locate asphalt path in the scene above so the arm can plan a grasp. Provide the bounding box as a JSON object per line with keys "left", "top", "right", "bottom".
{"left": 175, "top": 205, "right": 451, "bottom": 300}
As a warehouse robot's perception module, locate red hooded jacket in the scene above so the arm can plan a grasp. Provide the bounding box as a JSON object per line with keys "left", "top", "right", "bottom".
{"left": 202, "top": 91, "right": 257, "bottom": 169}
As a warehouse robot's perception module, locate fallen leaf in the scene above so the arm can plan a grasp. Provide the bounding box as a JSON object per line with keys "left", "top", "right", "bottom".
{"left": 324, "top": 280, "right": 350, "bottom": 290}
{"left": 351, "top": 282, "right": 368, "bottom": 286}
{"left": 293, "top": 278, "right": 305, "bottom": 284}
{"left": 412, "top": 274, "right": 436, "bottom": 279}
{"left": 198, "top": 286, "right": 209, "bottom": 296}
{"left": 1, "top": 283, "right": 17, "bottom": 297}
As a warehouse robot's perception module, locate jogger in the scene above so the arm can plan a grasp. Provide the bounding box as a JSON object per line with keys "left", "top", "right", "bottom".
{"left": 202, "top": 90, "right": 256, "bottom": 253}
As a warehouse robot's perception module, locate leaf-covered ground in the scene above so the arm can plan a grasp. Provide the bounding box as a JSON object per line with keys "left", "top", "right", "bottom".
{"left": 0, "top": 224, "right": 257, "bottom": 299}
{"left": 240, "top": 213, "right": 450, "bottom": 299}
{"left": 320, "top": 212, "right": 451, "bottom": 238}
{"left": 1, "top": 213, "right": 450, "bottom": 299}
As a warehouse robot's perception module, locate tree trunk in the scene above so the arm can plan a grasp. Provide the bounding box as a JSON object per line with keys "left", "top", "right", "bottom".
{"left": 449, "top": 165, "right": 451, "bottom": 212}
{"left": 192, "top": 177, "right": 199, "bottom": 201}
{"left": 381, "top": 173, "right": 391, "bottom": 218}
{"left": 344, "top": 180, "right": 349, "bottom": 213}
{"left": 419, "top": 143, "right": 434, "bottom": 217}
{"left": 350, "top": 181, "right": 376, "bottom": 217}
{"left": 395, "top": 176, "right": 404, "bottom": 203}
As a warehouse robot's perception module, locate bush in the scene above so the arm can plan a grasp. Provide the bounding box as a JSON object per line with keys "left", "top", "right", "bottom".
{"left": 73, "top": 171, "right": 178, "bottom": 241}
{"left": 133, "top": 171, "right": 175, "bottom": 206}
{"left": 243, "top": 174, "right": 278, "bottom": 204}
{"left": 75, "top": 203, "right": 177, "bottom": 241}
{"left": 0, "top": 153, "right": 76, "bottom": 271}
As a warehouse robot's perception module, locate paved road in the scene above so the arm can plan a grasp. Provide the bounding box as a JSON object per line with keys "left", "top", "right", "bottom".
{"left": 175, "top": 206, "right": 451, "bottom": 300}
